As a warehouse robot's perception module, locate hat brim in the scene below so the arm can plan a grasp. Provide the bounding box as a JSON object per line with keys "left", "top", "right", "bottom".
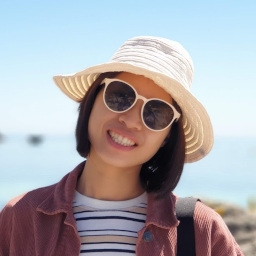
{"left": 53, "top": 62, "right": 213, "bottom": 163}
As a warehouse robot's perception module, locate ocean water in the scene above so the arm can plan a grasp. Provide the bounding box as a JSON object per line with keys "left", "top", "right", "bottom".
{"left": 0, "top": 134, "right": 255, "bottom": 210}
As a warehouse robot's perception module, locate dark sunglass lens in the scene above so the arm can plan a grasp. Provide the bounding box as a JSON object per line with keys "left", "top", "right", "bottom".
{"left": 105, "top": 81, "right": 136, "bottom": 112}
{"left": 143, "top": 100, "right": 174, "bottom": 130}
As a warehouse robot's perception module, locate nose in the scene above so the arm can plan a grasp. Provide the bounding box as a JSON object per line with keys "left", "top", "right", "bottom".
{"left": 118, "top": 100, "right": 144, "bottom": 131}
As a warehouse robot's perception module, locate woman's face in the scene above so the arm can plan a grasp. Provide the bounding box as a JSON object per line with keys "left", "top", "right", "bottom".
{"left": 88, "top": 72, "right": 173, "bottom": 169}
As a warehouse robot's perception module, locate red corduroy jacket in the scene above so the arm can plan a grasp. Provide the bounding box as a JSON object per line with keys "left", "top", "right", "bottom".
{"left": 0, "top": 162, "right": 244, "bottom": 256}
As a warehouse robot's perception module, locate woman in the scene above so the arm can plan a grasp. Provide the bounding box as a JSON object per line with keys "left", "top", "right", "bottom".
{"left": 0, "top": 36, "right": 243, "bottom": 255}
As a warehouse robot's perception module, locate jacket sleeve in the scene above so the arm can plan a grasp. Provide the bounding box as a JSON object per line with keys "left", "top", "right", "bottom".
{"left": 194, "top": 201, "right": 244, "bottom": 256}
{"left": 0, "top": 203, "right": 14, "bottom": 256}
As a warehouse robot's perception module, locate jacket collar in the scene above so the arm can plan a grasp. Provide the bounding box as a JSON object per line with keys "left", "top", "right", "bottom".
{"left": 146, "top": 192, "right": 179, "bottom": 229}
{"left": 37, "top": 161, "right": 178, "bottom": 229}
{"left": 37, "top": 162, "right": 85, "bottom": 216}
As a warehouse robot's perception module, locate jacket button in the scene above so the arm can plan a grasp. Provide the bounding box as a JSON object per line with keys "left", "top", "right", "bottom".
{"left": 143, "top": 231, "right": 153, "bottom": 242}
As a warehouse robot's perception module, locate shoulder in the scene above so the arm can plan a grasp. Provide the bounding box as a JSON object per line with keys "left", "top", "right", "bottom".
{"left": 0, "top": 183, "right": 57, "bottom": 251}
{"left": 194, "top": 200, "right": 225, "bottom": 226}
{"left": 194, "top": 201, "right": 244, "bottom": 256}
{"left": 0, "top": 183, "right": 56, "bottom": 216}
{"left": 175, "top": 196, "right": 229, "bottom": 231}
{"left": 194, "top": 200, "right": 234, "bottom": 237}
{"left": 0, "top": 162, "right": 85, "bottom": 215}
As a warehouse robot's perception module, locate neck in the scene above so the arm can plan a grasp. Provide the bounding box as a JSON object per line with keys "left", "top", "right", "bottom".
{"left": 76, "top": 156, "right": 145, "bottom": 201}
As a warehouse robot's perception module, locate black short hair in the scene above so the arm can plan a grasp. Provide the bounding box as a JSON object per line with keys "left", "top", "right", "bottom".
{"left": 76, "top": 72, "right": 185, "bottom": 196}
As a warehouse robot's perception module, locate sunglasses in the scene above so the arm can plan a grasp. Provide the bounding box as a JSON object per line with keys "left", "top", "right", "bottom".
{"left": 102, "top": 78, "right": 181, "bottom": 131}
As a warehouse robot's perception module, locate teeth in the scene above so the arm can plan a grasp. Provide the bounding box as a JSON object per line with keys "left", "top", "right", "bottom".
{"left": 109, "top": 131, "right": 136, "bottom": 146}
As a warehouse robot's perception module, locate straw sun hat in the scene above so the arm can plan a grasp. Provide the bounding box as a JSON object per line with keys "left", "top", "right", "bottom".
{"left": 53, "top": 36, "right": 213, "bottom": 163}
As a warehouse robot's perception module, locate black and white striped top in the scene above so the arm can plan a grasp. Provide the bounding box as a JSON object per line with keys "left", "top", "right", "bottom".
{"left": 73, "top": 191, "right": 147, "bottom": 255}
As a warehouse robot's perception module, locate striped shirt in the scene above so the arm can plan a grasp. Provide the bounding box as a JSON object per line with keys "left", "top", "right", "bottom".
{"left": 73, "top": 191, "right": 147, "bottom": 255}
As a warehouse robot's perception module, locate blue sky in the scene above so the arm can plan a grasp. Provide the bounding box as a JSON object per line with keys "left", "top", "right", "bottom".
{"left": 0, "top": 0, "right": 255, "bottom": 137}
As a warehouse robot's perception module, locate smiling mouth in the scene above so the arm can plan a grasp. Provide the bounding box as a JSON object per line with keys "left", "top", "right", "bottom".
{"left": 108, "top": 131, "right": 136, "bottom": 147}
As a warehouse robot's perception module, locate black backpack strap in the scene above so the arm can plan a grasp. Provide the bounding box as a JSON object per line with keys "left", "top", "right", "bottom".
{"left": 176, "top": 197, "right": 200, "bottom": 256}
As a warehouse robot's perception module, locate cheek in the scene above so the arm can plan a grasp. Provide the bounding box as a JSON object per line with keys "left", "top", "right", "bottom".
{"left": 152, "top": 127, "right": 171, "bottom": 146}
{"left": 144, "top": 131, "right": 170, "bottom": 156}
{"left": 88, "top": 113, "right": 95, "bottom": 142}
{"left": 150, "top": 136, "right": 166, "bottom": 152}
{"left": 148, "top": 130, "right": 171, "bottom": 155}
{"left": 88, "top": 93, "right": 116, "bottom": 137}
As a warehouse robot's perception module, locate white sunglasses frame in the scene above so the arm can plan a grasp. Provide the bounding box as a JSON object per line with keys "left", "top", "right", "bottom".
{"left": 102, "top": 78, "right": 181, "bottom": 132}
